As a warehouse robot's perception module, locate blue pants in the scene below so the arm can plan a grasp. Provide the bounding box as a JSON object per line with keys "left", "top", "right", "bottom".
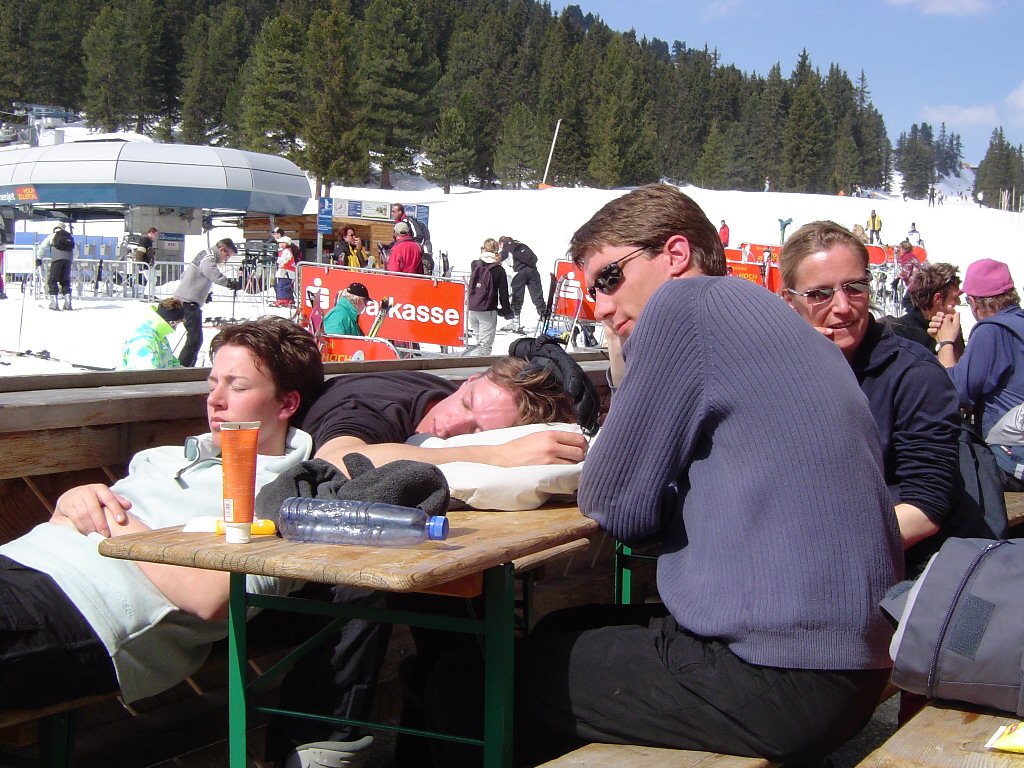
{"left": 276, "top": 276, "right": 294, "bottom": 302}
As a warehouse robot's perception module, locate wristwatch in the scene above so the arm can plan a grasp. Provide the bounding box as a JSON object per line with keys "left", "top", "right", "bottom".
{"left": 936, "top": 340, "right": 955, "bottom": 349}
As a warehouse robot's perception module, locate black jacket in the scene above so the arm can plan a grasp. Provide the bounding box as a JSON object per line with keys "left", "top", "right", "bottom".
{"left": 500, "top": 240, "right": 538, "bottom": 272}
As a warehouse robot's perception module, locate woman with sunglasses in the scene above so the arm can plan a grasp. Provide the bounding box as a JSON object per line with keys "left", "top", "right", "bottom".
{"left": 781, "top": 221, "right": 960, "bottom": 574}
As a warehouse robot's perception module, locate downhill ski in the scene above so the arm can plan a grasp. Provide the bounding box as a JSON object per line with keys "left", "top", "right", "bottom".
{"left": 367, "top": 298, "right": 391, "bottom": 338}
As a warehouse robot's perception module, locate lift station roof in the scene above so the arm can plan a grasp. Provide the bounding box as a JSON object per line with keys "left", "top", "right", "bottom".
{"left": 0, "top": 142, "right": 311, "bottom": 220}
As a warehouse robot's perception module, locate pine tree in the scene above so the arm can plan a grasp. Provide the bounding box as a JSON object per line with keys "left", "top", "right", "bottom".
{"left": 237, "top": 14, "right": 305, "bottom": 157}
{"left": 296, "top": 0, "right": 367, "bottom": 192}
{"left": 357, "top": 0, "right": 440, "bottom": 188}
{"left": 0, "top": 0, "right": 28, "bottom": 108}
{"left": 831, "top": 118, "right": 859, "bottom": 194}
{"left": 494, "top": 102, "right": 541, "bottom": 189}
{"left": 782, "top": 82, "right": 833, "bottom": 193}
{"left": 748, "top": 64, "right": 788, "bottom": 189}
{"left": 696, "top": 120, "right": 728, "bottom": 190}
{"left": 975, "top": 128, "right": 1024, "bottom": 209}
{"left": 895, "top": 124, "right": 935, "bottom": 198}
{"left": 25, "top": 0, "right": 87, "bottom": 109}
{"left": 423, "top": 107, "right": 475, "bottom": 194}
{"left": 179, "top": 15, "right": 215, "bottom": 145}
{"left": 82, "top": 5, "right": 134, "bottom": 131}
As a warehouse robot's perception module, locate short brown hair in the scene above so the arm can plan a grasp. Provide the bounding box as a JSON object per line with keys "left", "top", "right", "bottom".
{"left": 569, "top": 183, "right": 725, "bottom": 276}
{"left": 485, "top": 357, "right": 576, "bottom": 425}
{"left": 210, "top": 316, "right": 324, "bottom": 424}
{"left": 972, "top": 290, "right": 1020, "bottom": 315}
{"left": 908, "top": 263, "right": 960, "bottom": 312}
{"left": 215, "top": 237, "right": 237, "bottom": 253}
{"left": 780, "top": 221, "right": 868, "bottom": 289}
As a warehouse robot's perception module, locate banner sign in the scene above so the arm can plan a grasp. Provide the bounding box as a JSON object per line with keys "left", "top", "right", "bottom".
{"left": 298, "top": 263, "right": 466, "bottom": 346}
{"left": 0, "top": 185, "right": 39, "bottom": 204}
{"left": 552, "top": 260, "right": 596, "bottom": 322}
{"left": 329, "top": 199, "right": 430, "bottom": 224}
{"left": 321, "top": 335, "right": 400, "bottom": 363}
{"left": 725, "top": 260, "right": 781, "bottom": 293}
{"left": 317, "top": 197, "right": 333, "bottom": 233}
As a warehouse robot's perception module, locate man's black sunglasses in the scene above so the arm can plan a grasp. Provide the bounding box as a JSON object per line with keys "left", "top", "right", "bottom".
{"left": 586, "top": 246, "right": 649, "bottom": 300}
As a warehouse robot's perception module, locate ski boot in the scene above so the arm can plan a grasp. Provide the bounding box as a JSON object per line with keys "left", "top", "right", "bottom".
{"left": 0, "top": 291, "right": 7, "bottom": 300}
{"left": 500, "top": 313, "right": 521, "bottom": 332}
{"left": 49, "top": 296, "right": 60, "bottom": 311}
{"left": 62, "top": 294, "right": 73, "bottom": 311}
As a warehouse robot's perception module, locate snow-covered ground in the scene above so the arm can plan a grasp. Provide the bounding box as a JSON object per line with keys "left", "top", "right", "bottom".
{"left": 2, "top": 166, "right": 1022, "bottom": 376}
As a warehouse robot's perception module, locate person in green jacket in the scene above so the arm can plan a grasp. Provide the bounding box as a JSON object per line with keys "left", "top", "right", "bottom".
{"left": 119, "top": 298, "right": 185, "bottom": 370}
{"left": 322, "top": 282, "right": 371, "bottom": 336}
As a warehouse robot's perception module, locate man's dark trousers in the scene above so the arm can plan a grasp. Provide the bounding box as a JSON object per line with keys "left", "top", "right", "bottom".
{"left": 178, "top": 301, "right": 203, "bottom": 367}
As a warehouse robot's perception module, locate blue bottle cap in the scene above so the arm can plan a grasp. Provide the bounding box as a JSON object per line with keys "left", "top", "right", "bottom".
{"left": 426, "top": 515, "right": 449, "bottom": 541}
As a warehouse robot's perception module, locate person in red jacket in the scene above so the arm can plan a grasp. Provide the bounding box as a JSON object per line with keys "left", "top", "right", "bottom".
{"left": 386, "top": 221, "right": 423, "bottom": 274}
{"left": 719, "top": 220, "right": 730, "bottom": 247}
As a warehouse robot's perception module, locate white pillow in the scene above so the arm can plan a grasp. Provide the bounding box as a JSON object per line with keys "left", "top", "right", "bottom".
{"left": 407, "top": 422, "right": 585, "bottom": 510}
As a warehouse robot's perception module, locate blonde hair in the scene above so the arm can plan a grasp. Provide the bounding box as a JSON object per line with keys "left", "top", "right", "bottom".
{"left": 482, "top": 238, "right": 499, "bottom": 254}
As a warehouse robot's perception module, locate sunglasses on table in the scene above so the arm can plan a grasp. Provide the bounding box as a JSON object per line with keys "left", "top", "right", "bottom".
{"left": 586, "top": 246, "right": 649, "bottom": 300}
{"left": 785, "top": 277, "right": 872, "bottom": 306}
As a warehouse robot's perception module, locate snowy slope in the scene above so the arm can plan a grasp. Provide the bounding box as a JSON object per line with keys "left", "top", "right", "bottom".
{"left": 2, "top": 172, "right": 1022, "bottom": 375}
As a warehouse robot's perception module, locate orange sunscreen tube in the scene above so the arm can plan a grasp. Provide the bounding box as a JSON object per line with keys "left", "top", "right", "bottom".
{"left": 220, "top": 421, "right": 260, "bottom": 543}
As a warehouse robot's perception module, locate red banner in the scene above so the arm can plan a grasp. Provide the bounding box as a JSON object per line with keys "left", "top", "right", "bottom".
{"left": 726, "top": 261, "right": 782, "bottom": 293}
{"left": 866, "top": 245, "right": 888, "bottom": 265}
{"left": 298, "top": 264, "right": 466, "bottom": 347}
{"left": 321, "top": 335, "right": 401, "bottom": 363}
{"left": 552, "top": 261, "right": 596, "bottom": 321}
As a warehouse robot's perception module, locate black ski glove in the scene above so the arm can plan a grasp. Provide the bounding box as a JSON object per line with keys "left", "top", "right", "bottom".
{"left": 255, "top": 455, "right": 450, "bottom": 527}
{"left": 509, "top": 336, "right": 600, "bottom": 436}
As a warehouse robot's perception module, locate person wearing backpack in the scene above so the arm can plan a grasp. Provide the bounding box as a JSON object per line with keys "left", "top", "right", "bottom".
{"left": 781, "top": 221, "right": 962, "bottom": 575}
{"left": 386, "top": 221, "right": 423, "bottom": 275}
{"left": 391, "top": 203, "right": 433, "bottom": 274}
{"left": 466, "top": 239, "right": 512, "bottom": 356}
{"left": 36, "top": 224, "right": 76, "bottom": 311}
{"left": 930, "top": 258, "right": 1024, "bottom": 491}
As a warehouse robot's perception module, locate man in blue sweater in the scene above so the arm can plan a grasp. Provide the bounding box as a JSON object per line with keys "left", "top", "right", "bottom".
{"left": 423, "top": 184, "right": 903, "bottom": 767}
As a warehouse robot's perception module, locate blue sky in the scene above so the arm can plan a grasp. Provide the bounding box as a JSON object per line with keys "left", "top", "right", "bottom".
{"left": 548, "top": 0, "right": 1023, "bottom": 165}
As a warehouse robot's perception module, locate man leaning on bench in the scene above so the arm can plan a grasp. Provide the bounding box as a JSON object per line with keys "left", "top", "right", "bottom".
{"left": 5, "top": 185, "right": 1013, "bottom": 768}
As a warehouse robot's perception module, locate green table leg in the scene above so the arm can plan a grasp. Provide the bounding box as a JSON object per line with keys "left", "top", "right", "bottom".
{"left": 228, "top": 572, "right": 248, "bottom": 768}
{"left": 482, "top": 564, "right": 515, "bottom": 768}
{"left": 614, "top": 542, "right": 633, "bottom": 605}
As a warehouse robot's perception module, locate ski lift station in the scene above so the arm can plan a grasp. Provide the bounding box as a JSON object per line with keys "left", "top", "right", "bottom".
{"left": 0, "top": 141, "right": 310, "bottom": 261}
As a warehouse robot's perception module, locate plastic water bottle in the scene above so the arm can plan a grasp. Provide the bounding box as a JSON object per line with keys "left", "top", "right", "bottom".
{"left": 277, "top": 498, "right": 449, "bottom": 546}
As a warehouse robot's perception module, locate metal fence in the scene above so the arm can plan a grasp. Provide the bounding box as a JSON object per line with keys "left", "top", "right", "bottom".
{"left": 5, "top": 256, "right": 189, "bottom": 301}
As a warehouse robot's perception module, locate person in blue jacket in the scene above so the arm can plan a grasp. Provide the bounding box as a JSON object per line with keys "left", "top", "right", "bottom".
{"left": 930, "top": 258, "right": 1024, "bottom": 489}
{"left": 781, "top": 221, "right": 961, "bottom": 571}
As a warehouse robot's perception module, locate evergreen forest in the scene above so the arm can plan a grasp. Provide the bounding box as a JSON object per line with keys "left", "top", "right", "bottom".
{"left": 1, "top": 0, "right": 1019, "bottom": 207}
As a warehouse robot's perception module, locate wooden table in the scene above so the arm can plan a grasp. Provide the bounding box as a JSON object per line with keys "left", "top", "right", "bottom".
{"left": 99, "top": 505, "right": 599, "bottom": 768}
{"left": 858, "top": 702, "right": 1022, "bottom": 768}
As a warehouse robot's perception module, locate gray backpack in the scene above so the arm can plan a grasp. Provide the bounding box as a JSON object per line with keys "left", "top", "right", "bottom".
{"left": 883, "top": 537, "right": 1024, "bottom": 715}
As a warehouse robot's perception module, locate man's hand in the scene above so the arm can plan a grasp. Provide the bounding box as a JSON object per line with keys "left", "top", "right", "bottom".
{"left": 51, "top": 484, "right": 132, "bottom": 537}
{"left": 497, "top": 430, "right": 588, "bottom": 467}
{"left": 604, "top": 323, "right": 624, "bottom": 388}
{"left": 928, "top": 310, "right": 960, "bottom": 342}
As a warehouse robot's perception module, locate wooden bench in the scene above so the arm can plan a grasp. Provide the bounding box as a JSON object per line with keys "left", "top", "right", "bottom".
{"left": 857, "top": 701, "right": 1020, "bottom": 767}
{"left": 537, "top": 743, "right": 775, "bottom": 767}
{"left": 0, "top": 694, "right": 122, "bottom": 768}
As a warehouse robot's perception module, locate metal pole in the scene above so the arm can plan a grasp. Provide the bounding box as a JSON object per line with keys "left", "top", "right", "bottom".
{"left": 541, "top": 119, "right": 562, "bottom": 186}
